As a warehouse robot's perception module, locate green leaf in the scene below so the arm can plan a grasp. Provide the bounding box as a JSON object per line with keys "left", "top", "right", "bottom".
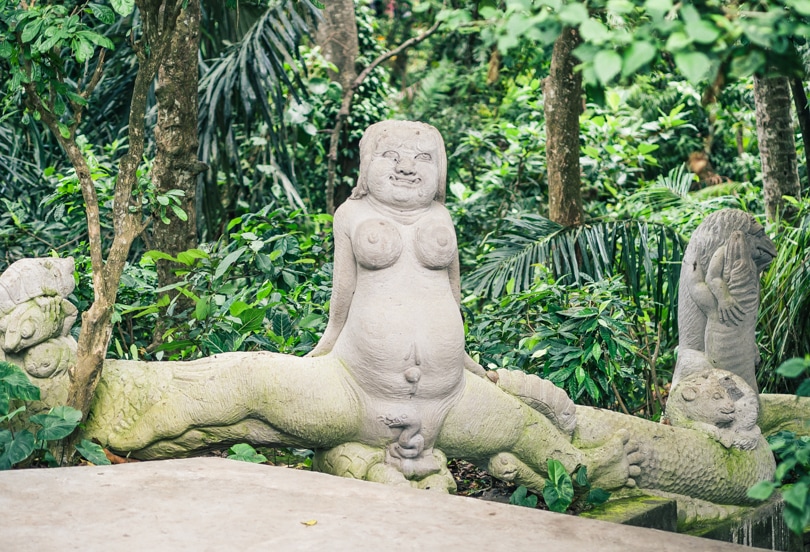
{"left": 559, "top": 3, "right": 588, "bottom": 25}
{"left": 777, "top": 358, "right": 809, "bottom": 379}
{"left": 237, "top": 308, "right": 266, "bottom": 334}
{"left": 170, "top": 204, "right": 188, "bottom": 221}
{"left": 0, "top": 429, "right": 35, "bottom": 469}
{"left": 796, "top": 380, "right": 810, "bottom": 397}
{"left": 57, "top": 123, "right": 71, "bottom": 139}
{"left": 175, "top": 249, "right": 209, "bottom": 265}
{"left": 579, "top": 19, "right": 610, "bottom": 45}
{"left": 543, "top": 459, "right": 574, "bottom": 512}
{"left": 213, "top": 246, "right": 247, "bottom": 281}
{"left": 509, "top": 485, "right": 539, "bottom": 508}
{"left": 194, "top": 296, "right": 210, "bottom": 321}
{"left": 30, "top": 406, "right": 82, "bottom": 441}
{"left": 88, "top": 3, "right": 116, "bottom": 24}
{"left": 622, "top": 41, "right": 657, "bottom": 77}
{"left": 594, "top": 50, "right": 622, "bottom": 85}
{"left": 782, "top": 481, "right": 809, "bottom": 511}
{"left": 110, "top": 0, "right": 135, "bottom": 16}
{"left": 747, "top": 480, "right": 776, "bottom": 500}
{"left": 73, "top": 38, "right": 95, "bottom": 64}
{"left": 0, "top": 40, "right": 14, "bottom": 58}
{"left": 674, "top": 51, "right": 710, "bottom": 84}
{"left": 75, "top": 439, "right": 112, "bottom": 465}
{"left": 0, "top": 362, "right": 41, "bottom": 402}
{"left": 783, "top": 503, "right": 810, "bottom": 535}
{"left": 587, "top": 488, "right": 611, "bottom": 505}
{"left": 227, "top": 443, "right": 267, "bottom": 463}
{"left": 20, "top": 20, "right": 42, "bottom": 43}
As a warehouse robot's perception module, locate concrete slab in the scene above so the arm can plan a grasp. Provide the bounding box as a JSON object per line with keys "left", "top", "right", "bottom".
{"left": 0, "top": 457, "right": 756, "bottom": 551}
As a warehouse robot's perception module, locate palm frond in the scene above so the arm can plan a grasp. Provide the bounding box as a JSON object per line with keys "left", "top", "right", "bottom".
{"left": 466, "top": 215, "right": 685, "bottom": 338}
{"left": 198, "top": 0, "right": 318, "bottom": 236}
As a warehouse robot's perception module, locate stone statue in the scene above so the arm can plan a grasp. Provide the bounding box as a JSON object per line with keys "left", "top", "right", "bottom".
{"left": 673, "top": 209, "right": 776, "bottom": 392}
{"left": 0, "top": 257, "right": 78, "bottom": 383}
{"left": 306, "top": 120, "right": 488, "bottom": 478}
{"left": 4, "top": 123, "right": 796, "bottom": 529}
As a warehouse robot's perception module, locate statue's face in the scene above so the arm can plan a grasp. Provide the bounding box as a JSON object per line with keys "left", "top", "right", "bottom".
{"left": 365, "top": 131, "right": 439, "bottom": 211}
{"left": 747, "top": 223, "right": 777, "bottom": 272}
{"left": 0, "top": 300, "right": 61, "bottom": 353}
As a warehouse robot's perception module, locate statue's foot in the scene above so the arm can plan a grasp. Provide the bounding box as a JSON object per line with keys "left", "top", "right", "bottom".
{"left": 411, "top": 449, "right": 456, "bottom": 493}
{"left": 587, "top": 429, "right": 643, "bottom": 490}
{"left": 316, "top": 442, "right": 455, "bottom": 492}
{"left": 313, "top": 442, "right": 385, "bottom": 480}
{"left": 487, "top": 452, "right": 547, "bottom": 492}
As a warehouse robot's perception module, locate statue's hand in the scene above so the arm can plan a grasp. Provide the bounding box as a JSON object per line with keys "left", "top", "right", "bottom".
{"left": 306, "top": 343, "right": 330, "bottom": 358}
{"left": 717, "top": 296, "right": 744, "bottom": 326}
{"left": 464, "top": 354, "right": 497, "bottom": 382}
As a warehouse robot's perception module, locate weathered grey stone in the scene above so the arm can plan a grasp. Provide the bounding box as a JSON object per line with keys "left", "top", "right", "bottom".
{"left": 0, "top": 257, "right": 78, "bottom": 384}
{"left": 665, "top": 369, "right": 762, "bottom": 450}
{"left": 674, "top": 209, "right": 777, "bottom": 392}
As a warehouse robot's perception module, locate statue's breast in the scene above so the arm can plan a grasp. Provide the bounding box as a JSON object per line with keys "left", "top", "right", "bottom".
{"left": 353, "top": 218, "right": 403, "bottom": 270}
{"left": 413, "top": 219, "right": 457, "bottom": 270}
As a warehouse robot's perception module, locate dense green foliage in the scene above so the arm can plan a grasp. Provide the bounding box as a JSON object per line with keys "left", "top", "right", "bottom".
{"left": 0, "top": 362, "right": 109, "bottom": 468}
{"left": 748, "top": 357, "right": 810, "bottom": 534}
{"left": 1, "top": 1, "right": 809, "bottom": 416}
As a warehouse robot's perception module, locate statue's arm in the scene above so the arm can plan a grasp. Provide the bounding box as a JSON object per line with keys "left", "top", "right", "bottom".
{"left": 447, "top": 225, "right": 491, "bottom": 380}
{"left": 308, "top": 209, "right": 357, "bottom": 357}
{"left": 706, "top": 244, "right": 744, "bottom": 326}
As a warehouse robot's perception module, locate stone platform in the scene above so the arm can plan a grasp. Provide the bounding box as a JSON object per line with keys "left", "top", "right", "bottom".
{"left": 0, "top": 457, "right": 759, "bottom": 551}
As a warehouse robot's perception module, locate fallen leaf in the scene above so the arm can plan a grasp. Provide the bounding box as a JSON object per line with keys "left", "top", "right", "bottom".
{"left": 300, "top": 520, "right": 317, "bottom": 526}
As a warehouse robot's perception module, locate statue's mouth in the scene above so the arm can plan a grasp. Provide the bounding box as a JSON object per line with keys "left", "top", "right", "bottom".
{"left": 389, "top": 176, "right": 420, "bottom": 187}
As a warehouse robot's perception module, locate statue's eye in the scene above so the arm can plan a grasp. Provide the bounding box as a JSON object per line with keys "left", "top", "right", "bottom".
{"left": 713, "top": 392, "right": 723, "bottom": 400}
{"left": 383, "top": 151, "right": 399, "bottom": 160}
{"left": 415, "top": 152, "right": 432, "bottom": 161}
{"left": 20, "top": 320, "right": 35, "bottom": 339}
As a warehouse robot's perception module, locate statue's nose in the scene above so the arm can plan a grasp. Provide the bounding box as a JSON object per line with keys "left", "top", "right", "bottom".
{"left": 396, "top": 157, "right": 416, "bottom": 175}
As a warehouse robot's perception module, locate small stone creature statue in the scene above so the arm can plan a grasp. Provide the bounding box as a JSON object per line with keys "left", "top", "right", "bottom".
{"left": 673, "top": 209, "right": 776, "bottom": 392}
{"left": 0, "top": 257, "right": 78, "bottom": 380}
{"left": 665, "top": 368, "right": 762, "bottom": 451}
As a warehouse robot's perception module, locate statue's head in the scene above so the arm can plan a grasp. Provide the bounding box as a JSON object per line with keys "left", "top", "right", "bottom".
{"left": 0, "top": 299, "right": 63, "bottom": 353}
{"left": 697, "top": 209, "right": 777, "bottom": 273}
{"left": 352, "top": 120, "right": 447, "bottom": 208}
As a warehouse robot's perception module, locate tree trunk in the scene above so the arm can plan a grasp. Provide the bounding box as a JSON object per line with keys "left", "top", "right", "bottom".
{"left": 316, "top": 0, "right": 359, "bottom": 214}
{"left": 150, "top": 0, "right": 203, "bottom": 322}
{"left": 754, "top": 74, "right": 801, "bottom": 221}
{"left": 544, "top": 28, "right": 584, "bottom": 227}
{"left": 790, "top": 77, "right": 810, "bottom": 190}
{"left": 67, "top": 0, "right": 185, "bottom": 418}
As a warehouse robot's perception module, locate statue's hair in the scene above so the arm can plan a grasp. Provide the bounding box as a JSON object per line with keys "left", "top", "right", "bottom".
{"left": 692, "top": 209, "right": 762, "bottom": 270}
{"left": 350, "top": 120, "right": 447, "bottom": 204}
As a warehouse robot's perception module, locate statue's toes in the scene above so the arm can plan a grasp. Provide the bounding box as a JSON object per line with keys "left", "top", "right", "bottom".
{"left": 487, "top": 452, "right": 519, "bottom": 481}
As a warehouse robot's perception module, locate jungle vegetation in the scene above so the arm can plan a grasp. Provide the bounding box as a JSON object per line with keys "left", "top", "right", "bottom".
{"left": 0, "top": 0, "right": 809, "bottom": 422}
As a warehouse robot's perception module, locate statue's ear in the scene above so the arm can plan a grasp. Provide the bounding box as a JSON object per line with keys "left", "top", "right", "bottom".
{"left": 681, "top": 386, "right": 698, "bottom": 402}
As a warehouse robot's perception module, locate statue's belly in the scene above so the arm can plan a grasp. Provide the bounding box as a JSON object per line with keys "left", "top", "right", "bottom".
{"left": 333, "top": 281, "right": 465, "bottom": 401}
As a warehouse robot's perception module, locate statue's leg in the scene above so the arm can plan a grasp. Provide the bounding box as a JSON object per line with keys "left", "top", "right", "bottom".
{"left": 93, "top": 352, "right": 362, "bottom": 455}
{"left": 437, "top": 373, "right": 639, "bottom": 492}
